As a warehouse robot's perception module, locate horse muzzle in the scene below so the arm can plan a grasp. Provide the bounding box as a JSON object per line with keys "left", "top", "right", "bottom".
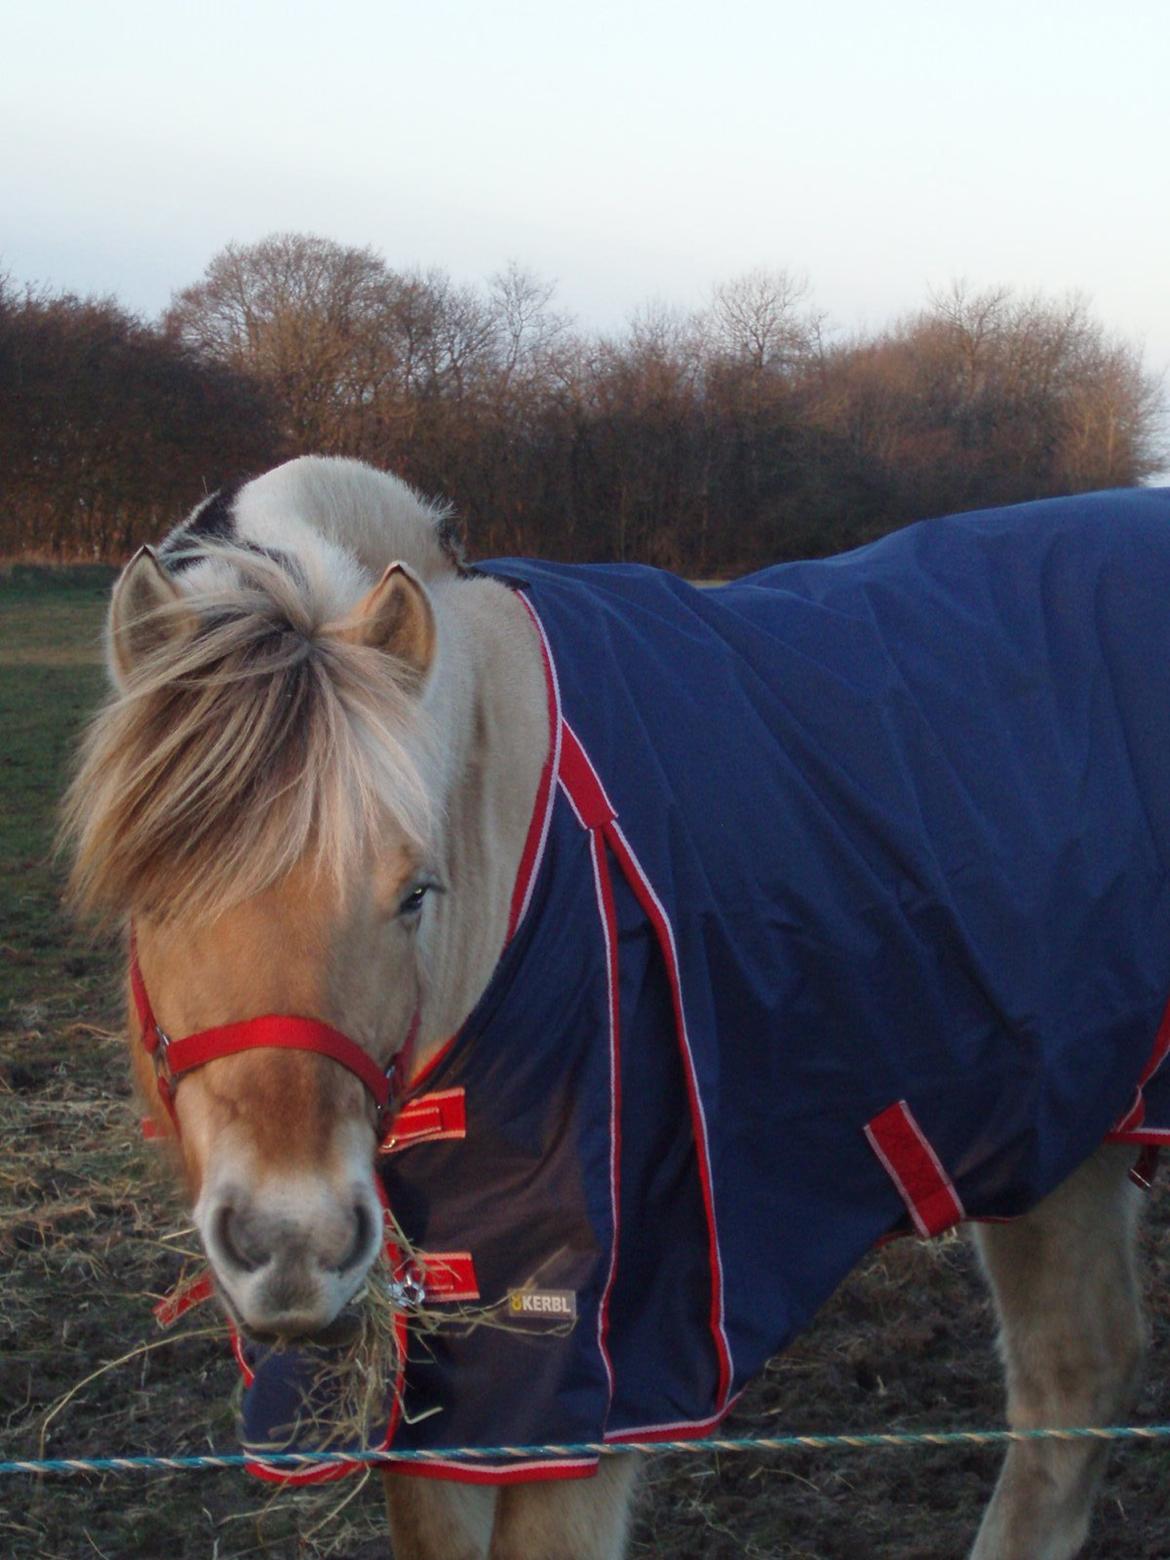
{"left": 198, "top": 1173, "right": 384, "bottom": 1338}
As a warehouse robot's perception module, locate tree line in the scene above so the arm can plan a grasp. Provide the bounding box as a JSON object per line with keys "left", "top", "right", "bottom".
{"left": 1, "top": 233, "right": 1164, "bottom": 570}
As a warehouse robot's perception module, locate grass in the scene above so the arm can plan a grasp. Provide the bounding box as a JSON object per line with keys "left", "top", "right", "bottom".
{"left": 2, "top": 567, "right": 1169, "bottom": 1557}
{"left": 0, "top": 568, "right": 391, "bottom": 1557}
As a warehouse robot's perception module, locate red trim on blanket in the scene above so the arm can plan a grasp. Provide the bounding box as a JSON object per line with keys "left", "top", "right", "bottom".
{"left": 373, "top": 1455, "right": 601, "bottom": 1484}
{"left": 605, "top": 1390, "right": 746, "bottom": 1443}
{"left": 865, "top": 1100, "right": 965, "bottom": 1238}
{"left": 604, "top": 817, "right": 734, "bottom": 1415}
{"left": 588, "top": 828, "right": 622, "bottom": 1411}
{"left": 1108, "top": 992, "right": 1170, "bottom": 1138}
{"left": 396, "top": 592, "right": 560, "bottom": 1102}
{"left": 557, "top": 724, "right": 734, "bottom": 1416}
{"left": 245, "top": 1456, "right": 357, "bottom": 1487}
{"left": 558, "top": 720, "right": 623, "bottom": 1410}
{"left": 507, "top": 592, "right": 561, "bottom": 942}
{"left": 560, "top": 722, "right": 618, "bottom": 829}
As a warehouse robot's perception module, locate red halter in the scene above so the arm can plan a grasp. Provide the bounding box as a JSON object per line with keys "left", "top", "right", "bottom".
{"left": 129, "top": 935, "right": 416, "bottom": 1140}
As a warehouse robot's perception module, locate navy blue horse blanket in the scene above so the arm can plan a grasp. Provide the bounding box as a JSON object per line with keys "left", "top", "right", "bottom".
{"left": 240, "top": 487, "right": 1170, "bottom": 1484}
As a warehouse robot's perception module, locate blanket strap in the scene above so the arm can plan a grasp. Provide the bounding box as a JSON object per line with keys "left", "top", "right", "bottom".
{"left": 865, "top": 1099, "right": 966, "bottom": 1238}
{"left": 378, "top": 1089, "right": 467, "bottom": 1155}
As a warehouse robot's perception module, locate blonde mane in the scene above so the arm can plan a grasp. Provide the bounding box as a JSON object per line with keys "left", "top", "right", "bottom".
{"left": 61, "top": 542, "right": 433, "bottom": 926}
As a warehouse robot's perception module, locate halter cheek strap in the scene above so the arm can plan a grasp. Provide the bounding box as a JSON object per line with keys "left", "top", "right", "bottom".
{"left": 129, "top": 936, "right": 414, "bottom": 1139}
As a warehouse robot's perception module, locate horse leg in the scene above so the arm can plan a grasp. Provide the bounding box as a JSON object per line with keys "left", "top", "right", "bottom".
{"left": 970, "top": 1143, "right": 1146, "bottom": 1560}
{"left": 488, "top": 1454, "right": 639, "bottom": 1560}
{"left": 383, "top": 1472, "right": 497, "bottom": 1559}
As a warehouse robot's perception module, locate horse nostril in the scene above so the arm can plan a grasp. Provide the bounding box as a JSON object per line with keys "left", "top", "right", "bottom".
{"left": 216, "top": 1203, "right": 265, "bottom": 1274}
{"left": 337, "top": 1201, "right": 373, "bottom": 1274}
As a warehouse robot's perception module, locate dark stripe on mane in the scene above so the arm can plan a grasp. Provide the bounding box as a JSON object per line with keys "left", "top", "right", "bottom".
{"left": 159, "top": 480, "right": 310, "bottom": 590}
{"left": 161, "top": 481, "right": 244, "bottom": 571}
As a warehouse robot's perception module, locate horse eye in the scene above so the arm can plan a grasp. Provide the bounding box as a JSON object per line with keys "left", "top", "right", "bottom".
{"left": 398, "top": 880, "right": 437, "bottom": 918}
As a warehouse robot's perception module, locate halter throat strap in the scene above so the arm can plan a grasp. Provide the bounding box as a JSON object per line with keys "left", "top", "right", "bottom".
{"left": 129, "top": 937, "right": 411, "bottom": 1136}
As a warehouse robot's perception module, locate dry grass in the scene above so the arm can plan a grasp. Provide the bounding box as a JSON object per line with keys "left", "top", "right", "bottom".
{"left": 6, "top": 569, "right": 1170, "bottom": 1557}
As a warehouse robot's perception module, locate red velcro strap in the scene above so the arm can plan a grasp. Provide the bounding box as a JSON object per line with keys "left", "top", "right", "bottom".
{"left": 154, "top": 1269, "right": 215, "bottom": 1328}
{"left": 380, "top": 1088, "right": 467, "bottom": 1154}
{"left": 559, "top": 722, "right": 618, "bottom": 831}
{"left": 865, "top": 1099, "right": 965, "bottom": 1238}
{"left": 165, "top": 1016, "right": 391, "bottom": 1111}
{"left": 416, "top": 1251, "right": 479, "bottom": 1302}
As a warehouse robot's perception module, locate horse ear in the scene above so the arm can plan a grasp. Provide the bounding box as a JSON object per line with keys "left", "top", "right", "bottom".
{"left": 107, "top": 546, "right": 195, "bottom": 688}
{"left": 338, "top": 562, "right": 436, "bottom": 684}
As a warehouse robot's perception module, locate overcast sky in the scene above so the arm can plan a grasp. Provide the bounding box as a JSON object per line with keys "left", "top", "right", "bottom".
{"left": 3, "top": 0, "right": 1168, "bottom": 390}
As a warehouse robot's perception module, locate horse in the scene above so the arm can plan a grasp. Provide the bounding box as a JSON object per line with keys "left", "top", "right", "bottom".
{"left": 61, "top": 455, "right": 1170, "bottom": 1559}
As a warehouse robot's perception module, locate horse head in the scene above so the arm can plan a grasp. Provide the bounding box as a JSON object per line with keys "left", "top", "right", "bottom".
{"left": 64, "top": 536, "right": 442, "bottom": 1340}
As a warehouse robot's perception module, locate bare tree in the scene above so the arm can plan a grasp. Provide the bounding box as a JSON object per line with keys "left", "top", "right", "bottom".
{"left": 705, "top": 268, "right": 821, "bottom": 373}
{"left": 4, "top": 244, "right": 1163, "bottom": 571}
{"left": 165, "top": 234, "right": 401, "bottom": 452}
{"left": 489, "top": 262, "right": 569, "bottom": 387}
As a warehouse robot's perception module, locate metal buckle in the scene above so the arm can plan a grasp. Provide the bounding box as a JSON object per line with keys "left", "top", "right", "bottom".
{"left": 153, "top": 1024, "right": 173, "bottom": 1080}
{"left": 382, "top": 1267, "right": 427, "bottom": 1311}
{"left": 376, "top": 1102, "right": 397, "bottom": 1144}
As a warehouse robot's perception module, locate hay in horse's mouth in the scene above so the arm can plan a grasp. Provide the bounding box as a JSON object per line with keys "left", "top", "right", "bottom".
{"left": 206, "top": 1277, "right": 370, "bottom": 1358}
{"left": 217, "top": 1227, "right": 580, "bottom": 1452}
{"left": 243, "top": 1308, "right": 365, "bottom": 1350}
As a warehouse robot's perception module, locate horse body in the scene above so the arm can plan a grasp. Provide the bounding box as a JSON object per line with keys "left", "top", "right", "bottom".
{"left": 63, "top": 457, "right": 1170, "bottom": 1557}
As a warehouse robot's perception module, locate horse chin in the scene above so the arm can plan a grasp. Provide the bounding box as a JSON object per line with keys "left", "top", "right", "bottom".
{"left": 243, "top": 1309, "right": 364, "bottom": 1349}
{"left": 269, "top": 1310, "right": 366, "bottom": 1347}
{"left": 217, "top": 1287, "right": 364, "bottom": 1349}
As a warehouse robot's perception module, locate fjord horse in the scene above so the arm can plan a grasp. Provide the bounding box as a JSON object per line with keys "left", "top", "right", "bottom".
{"left": 63, "top": 457, "right": 1159, "bottom": 1559}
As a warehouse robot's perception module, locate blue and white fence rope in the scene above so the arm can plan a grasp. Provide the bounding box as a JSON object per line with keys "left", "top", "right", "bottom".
{"left": 6, "top": 1425, "right": 1170, "bottom": 1477}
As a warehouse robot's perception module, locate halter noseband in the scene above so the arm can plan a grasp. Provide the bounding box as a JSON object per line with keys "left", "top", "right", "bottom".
{"left": 129, "top": 937, "right": 415, "bottom": 1140}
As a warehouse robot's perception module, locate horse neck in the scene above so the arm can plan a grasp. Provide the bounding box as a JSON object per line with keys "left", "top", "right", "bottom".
{"left": 411, "top": 574, "right": 551, "bottom": 1067}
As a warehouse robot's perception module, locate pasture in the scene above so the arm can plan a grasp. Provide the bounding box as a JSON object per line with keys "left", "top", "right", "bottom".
{"left": 3, "top": 566, "right": 1170, "bottom": 1559}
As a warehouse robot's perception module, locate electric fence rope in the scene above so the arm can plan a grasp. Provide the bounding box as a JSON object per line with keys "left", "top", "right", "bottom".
{"left": 6, "top": 1424, "right": 1170, "bottom": 1477}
